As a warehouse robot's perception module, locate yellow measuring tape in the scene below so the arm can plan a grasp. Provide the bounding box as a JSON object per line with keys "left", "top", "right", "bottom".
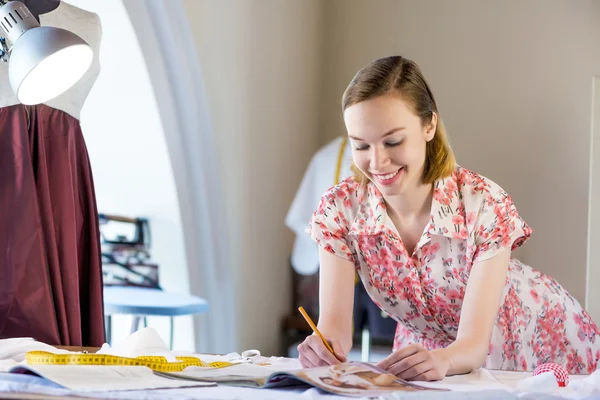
{"left": 26, "top": 351, "right": 234, "bottom": 372}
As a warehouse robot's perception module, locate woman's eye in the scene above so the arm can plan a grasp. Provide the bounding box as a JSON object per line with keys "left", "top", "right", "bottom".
{"left": 354, "top": 140, "right": 401, "bottom": 151}
{"left": 386, "top": 141, "right": 402, "bottom": 147}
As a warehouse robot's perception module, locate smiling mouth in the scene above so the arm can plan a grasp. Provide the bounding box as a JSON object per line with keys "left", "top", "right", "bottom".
{"left": 376, "top": 170, "right": 399, "bottom": 179}
{"left": 372, "top": 167, "right": 403, "bottom": 180}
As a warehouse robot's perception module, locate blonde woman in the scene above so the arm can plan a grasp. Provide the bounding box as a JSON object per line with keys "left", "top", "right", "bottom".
{"left": 297, "top": 55, "right": 600, "bottom": 380}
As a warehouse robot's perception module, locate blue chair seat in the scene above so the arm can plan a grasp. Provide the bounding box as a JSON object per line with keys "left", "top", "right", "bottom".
{"left": 103, "top": 286, "right": 209, "bottom": 348}
{"left": 104, "top": 286, "right": 209, "bottom": 316}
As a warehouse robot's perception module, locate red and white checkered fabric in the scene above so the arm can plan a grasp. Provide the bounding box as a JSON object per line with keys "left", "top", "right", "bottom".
{"left": 533, "top": 363, "right": 569, "bottom": 387}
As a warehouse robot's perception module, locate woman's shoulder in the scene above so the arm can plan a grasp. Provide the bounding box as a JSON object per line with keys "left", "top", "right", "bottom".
{"left": 452, "top": 165, "right": 510, "bottom": 203}
{"left": 451, "top": 166, "right": 532, "bottom": 252}
{"left": 321, "top": 176, "right": 362, "bottom": 204}
{"left": 314, "top": 176, "right": 363, "bottom": 221}
{"left": 309, "top": 177, "right": 362, "bottom": 242}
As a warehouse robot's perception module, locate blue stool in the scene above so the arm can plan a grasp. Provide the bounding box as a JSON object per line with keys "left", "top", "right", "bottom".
{"left": 103, "top": 286, "right": 209, "bottom": 349}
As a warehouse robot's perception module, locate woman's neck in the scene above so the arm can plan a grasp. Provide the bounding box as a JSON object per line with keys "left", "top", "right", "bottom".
{"left": 385, "top": 181, "right": 433, "bottom": 222}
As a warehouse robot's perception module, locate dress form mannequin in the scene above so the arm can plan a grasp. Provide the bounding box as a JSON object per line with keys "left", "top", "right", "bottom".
{"left": 0, "top": 1, "right": 104, "bottom": 346}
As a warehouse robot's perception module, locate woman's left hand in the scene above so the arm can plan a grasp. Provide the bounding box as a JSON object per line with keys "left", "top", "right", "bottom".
{"left": 376, "top": 344, "right": 450, "bottom": 381}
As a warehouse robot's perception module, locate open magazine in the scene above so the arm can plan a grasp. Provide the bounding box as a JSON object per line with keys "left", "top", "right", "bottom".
{"left": 159, "top": 361, "right": 447, "bottom": 397}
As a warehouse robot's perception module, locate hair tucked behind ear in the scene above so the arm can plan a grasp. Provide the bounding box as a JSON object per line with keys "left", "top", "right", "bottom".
{"left": 342, "top": 56, "right": 455, "bottom": 184}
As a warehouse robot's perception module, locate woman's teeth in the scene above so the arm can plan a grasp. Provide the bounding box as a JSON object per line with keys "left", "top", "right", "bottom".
{"left": 376, "top": 168, "right": 402, "bottom": 180}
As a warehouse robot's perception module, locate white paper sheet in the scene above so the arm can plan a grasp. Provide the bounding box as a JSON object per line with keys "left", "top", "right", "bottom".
{"left": 9, "top": 364, "right": 214, "bottom": 392}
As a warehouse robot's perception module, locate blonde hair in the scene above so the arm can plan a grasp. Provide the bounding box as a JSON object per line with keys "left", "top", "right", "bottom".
{"left": 342, "top": 56, "right": 456, "bottom": 185}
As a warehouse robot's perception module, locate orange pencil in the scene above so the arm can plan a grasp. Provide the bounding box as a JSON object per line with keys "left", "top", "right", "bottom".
{"left": 298, "top": 306, "right": 335, "bottom": 355}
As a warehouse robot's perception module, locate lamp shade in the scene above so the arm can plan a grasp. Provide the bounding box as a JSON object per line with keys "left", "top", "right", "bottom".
{"left": 0, "top": 1, "right": 93, "bottom": 105}
{"left": 9, "top": 26, "right": 93, "bottom": 105}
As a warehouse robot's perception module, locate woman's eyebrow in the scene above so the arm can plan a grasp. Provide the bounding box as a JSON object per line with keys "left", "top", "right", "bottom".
{"left": 348, "top": 127, "right": 405, "bottom": 141}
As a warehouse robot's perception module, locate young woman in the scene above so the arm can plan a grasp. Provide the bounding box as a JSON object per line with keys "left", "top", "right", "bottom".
{"left": 297, "top": 55, "right": 600, "bottom": 381}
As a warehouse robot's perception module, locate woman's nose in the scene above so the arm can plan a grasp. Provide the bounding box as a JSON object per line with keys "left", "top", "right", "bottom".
{"left": 370, "top": 147, "right": 389, "bottom": 171}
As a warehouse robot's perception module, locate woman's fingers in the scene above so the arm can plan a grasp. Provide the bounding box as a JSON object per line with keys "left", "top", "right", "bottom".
{"left": 376, "top": 345, "right": 448, "bottom": 382}
{"left": 377, "top": 344, "right": 423, "bottom": 371}
{"left": 297, "top": 338, "right": 323, "bottom": 367}
{"left": 396, "top": 358, "right": 431, "bottom": 380}
{"left": 298, "top": 335, "right": 343, "bottom": 367}
{"left": 298, "top": 354, "right": 316, "bottom": 368}
{"left": 313, "top": 338, "right": 343, "bottom": 366}
{"left": 387, "top": 351, "right": 429, "bottom": 377}
{"left": 299, "top": 348, "right": 322, "bottom": 367}
{"left": 410, "top": 369, "right": 444, "bottom": 381}
{"left": 331, "top": 340, "right": 347, "bottom": 363}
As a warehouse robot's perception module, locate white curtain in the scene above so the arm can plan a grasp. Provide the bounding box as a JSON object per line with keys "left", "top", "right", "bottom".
{"left": 122, "top": 0, "right": 237, "bottom": 353}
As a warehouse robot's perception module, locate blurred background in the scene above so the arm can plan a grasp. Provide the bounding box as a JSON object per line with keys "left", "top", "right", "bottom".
{"left": 64, "top": 0, "right": 600, "bottom": 359}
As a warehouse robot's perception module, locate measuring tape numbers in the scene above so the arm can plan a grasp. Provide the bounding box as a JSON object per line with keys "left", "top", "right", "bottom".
{"left": 26, "top": 351, "right": 234, "bottom": 372}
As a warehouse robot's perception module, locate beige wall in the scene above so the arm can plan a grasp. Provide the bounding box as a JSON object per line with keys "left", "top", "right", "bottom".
{"left": 182, "top": 0, "right": 600, "bottom": 353}
{"left": 321, "top": 0, "right": 600, "bottom": 307}
{"left": 182, "top": 0, "right": 324, "bottom": 354}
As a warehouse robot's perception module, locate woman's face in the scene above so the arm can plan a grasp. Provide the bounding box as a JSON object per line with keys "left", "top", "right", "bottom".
{"left": 344, "top": 95, "right": 436, "bottom": 197}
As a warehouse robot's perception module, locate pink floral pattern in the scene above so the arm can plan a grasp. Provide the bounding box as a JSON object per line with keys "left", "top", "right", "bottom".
{"left": 308, "top": 165, "right": 600, "bottom": 373}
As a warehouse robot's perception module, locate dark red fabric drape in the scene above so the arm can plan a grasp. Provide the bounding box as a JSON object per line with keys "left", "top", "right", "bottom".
{"left": 0, "top": 104, "right": 104, "bottom": 346}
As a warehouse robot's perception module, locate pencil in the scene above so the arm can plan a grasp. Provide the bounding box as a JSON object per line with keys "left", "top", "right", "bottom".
{"left": 298, "top": 306, "right": 335, "bottom": 354}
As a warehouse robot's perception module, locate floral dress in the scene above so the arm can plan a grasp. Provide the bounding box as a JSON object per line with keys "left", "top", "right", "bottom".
{"left": 307, "top": 165, "right": 600, "bottom": 373}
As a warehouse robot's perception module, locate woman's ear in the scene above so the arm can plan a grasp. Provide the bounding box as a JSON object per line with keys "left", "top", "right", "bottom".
{"left": 424, "top": 112, "right": 437, "bottom": 142}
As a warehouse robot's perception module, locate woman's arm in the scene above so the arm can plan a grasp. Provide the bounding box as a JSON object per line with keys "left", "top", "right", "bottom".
{"left": 434, "top": 248, "right": 511, "bottom": 375}
{"left": 316, "top": 247, "right": 357, "bottom": 356}
{"left": 377, "top": 248, "right": 511, "bottom": 380}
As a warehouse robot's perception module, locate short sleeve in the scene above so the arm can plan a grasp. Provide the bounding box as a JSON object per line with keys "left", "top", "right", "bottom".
{"left": 306, "top": 191, "right": 355, "bottom": 263}
{"left": 473, "top": 186, "right": 532, "bottom": 263}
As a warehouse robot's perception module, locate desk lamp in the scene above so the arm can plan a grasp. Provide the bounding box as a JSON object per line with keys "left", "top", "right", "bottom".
{"left": 0, "top": 0, "right": 93, "bottom": 105}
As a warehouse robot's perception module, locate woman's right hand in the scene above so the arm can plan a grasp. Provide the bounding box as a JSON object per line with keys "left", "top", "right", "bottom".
{"left": 297, "top": 334, "right": 347, "bottom": 368}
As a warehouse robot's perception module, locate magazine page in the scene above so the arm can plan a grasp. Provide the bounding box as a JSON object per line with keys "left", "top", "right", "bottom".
{"left": 264, "top": 362, "right": 446, "bottom": 397}
{"left": 160, "top": 361, "right": 448, "bottom": 396}
{"left": 8, "top": 364, "right": 214, "bottom": 391}
{"left": 157, "top": 363, "right": 277, "bottom": 387}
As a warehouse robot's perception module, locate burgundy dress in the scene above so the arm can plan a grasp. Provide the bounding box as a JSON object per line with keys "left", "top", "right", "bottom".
{"left": 0, "top": 104, "right": 105, "bottom": 346}
{"left": 0, "top": 3, "right": 105, "bottom": 346}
